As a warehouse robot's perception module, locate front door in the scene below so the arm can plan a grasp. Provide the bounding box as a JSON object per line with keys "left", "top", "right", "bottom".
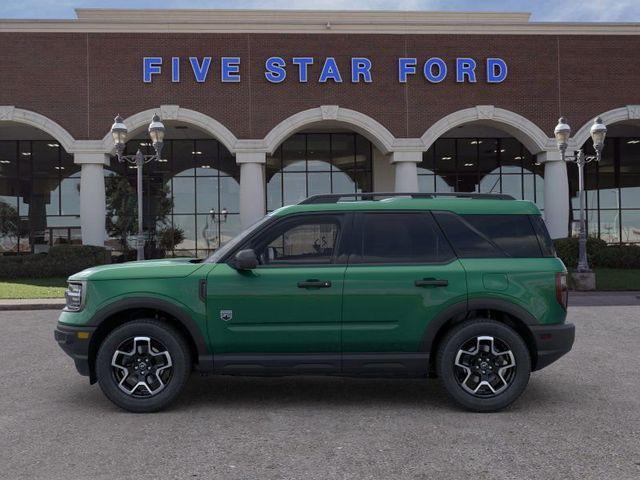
{"left": 207, "top": 213, "right": 349, "bottom": 372}
{"left": 341, "top": 212, "right": 467, "bottom": 374}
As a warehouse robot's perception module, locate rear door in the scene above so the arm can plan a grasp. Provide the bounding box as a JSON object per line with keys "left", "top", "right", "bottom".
{"left": 341, "top": 211, "right": 467, "bottom": 374}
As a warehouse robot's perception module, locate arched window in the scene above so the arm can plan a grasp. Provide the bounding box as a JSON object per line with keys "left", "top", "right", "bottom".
{"left": 0, "top": 140, "right": 79, "bottom": 253}
{"left": 107, "top": 138, "right": 240, "bottom": 257}
{"left": 266, "top": 133, "right": 373, "bottom": 211}
{"left": 418, "top": 137, "right": 544, "bottom": 208}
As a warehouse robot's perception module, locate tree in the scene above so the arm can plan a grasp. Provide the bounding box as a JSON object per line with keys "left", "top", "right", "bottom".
{"left": 0, "top": 201, "right": 21, "bottom": 250}
{"left": 105, "top": 175, "right": 173, "bottom": 254}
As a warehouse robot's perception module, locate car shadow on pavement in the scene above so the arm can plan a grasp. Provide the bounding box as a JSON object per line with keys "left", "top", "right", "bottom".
{"left": 63, "top": 373, "right": 563, "bottom": 414}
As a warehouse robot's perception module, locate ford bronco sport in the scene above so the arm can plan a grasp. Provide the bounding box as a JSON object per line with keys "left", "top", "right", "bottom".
{"left": 55, "top": 192, "right": 574, "bottom": 413}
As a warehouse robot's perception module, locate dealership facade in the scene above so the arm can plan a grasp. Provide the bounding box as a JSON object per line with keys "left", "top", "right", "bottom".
{"left": 1, "top": 9, "right": 640, "bottom": 255}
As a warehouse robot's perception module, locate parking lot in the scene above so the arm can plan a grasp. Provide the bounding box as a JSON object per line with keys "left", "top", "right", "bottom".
{"left": 0, "top": 306, "right": 639, "bottom": 480}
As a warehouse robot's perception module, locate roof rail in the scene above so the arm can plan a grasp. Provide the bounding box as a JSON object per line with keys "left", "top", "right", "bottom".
{"left": 298, "top": 192, "right": 515, "bottom": 204}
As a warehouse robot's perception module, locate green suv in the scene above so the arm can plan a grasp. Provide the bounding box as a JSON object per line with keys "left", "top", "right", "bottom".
{"left": 55, "top": 193, "right": 574, "bottom": 413}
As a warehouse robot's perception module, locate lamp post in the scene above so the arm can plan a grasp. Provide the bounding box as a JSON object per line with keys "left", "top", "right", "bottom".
{"left": 202, "top": 207, "right": 229, "bottom": 251}
{"left": 110, "top": 114, "right": 166, "bottom": 261}
{"left": 554, "top": 116, "right": 607, "bottom": 273}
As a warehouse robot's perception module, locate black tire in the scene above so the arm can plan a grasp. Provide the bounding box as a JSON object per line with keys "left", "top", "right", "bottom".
{"left": 436, "top": 319, "right": 531, "bottom": 412}
{"left": 96, "top": 319, "right": 191, "bottom": 413}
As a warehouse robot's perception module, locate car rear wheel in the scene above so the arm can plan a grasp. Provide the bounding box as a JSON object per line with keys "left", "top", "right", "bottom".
{"left": 436, "top": 319, "right": 531, "bottom": 412}
{"left": 96, "top": 319, "right": 191, "bottom": 413}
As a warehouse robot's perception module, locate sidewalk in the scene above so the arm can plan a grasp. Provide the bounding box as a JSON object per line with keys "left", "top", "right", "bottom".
{"left": 0, "top": 292, "right": 639, "bottom": 311}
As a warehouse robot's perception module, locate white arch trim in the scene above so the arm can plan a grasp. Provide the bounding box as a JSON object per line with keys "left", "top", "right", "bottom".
{"left": 421, "top": 105, "right": 553, "bottom": 154}
{"left": 0, "top": 106, "right": 76, "bottom": 153}
{"left": 100, "top": 105, "right": 239, "bottom": 154}
{"left": 263, "top": 106, "right": 396, "bottom": 155}
{"left": 572, "top": 105, "right": 640, "bottom": 148}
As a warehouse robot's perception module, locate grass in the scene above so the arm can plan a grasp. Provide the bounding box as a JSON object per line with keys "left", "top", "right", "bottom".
{"left": 0, "top": 278, "right": 67, "bottom": 299}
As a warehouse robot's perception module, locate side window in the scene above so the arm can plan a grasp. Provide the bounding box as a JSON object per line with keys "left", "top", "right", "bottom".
{"left": 433, "top": 212, "right": 504, "bottom": 258}
{"left": 462, "top": 214, "right": 543, "bottom": 258}
{"left": 358, "top": 212, "right": 454, "bottom": 264}
{"left": 257, "top": 218, "right": 340, "bottom": 265}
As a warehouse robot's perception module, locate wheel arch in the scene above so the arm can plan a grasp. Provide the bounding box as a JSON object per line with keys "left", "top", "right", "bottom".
{"left": 86, "top": 298, "right": 212, "bottom": 383}
{"left": 423, "top": 298, "right": 539, "bottom": 373}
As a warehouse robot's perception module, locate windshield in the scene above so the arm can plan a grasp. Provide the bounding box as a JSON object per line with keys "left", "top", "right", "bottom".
{"left": 205, "top": 214, "right": 274, "bottom": 263}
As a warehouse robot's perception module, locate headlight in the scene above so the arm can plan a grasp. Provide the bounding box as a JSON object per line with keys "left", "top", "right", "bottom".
{"left": 64, "top": 282, "right": 86, "bottom": 312}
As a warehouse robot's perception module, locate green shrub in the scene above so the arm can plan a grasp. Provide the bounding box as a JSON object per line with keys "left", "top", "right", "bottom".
{"left": 0, "top": 245, "right": 109, "bottom": 279}
{"left": 592, "top": 245, "right": 640, "bottom": 269}
{"left": 553, "top": 237, "right": 607, "bottom": 269}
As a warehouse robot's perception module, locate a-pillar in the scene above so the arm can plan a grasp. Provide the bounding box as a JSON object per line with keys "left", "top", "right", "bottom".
{"left": 391, "top": 151, "right": 422, "bottom": 192}
{"left": 237, "top": 151, "right": 266, "bottom": 228}
{"left": 538, "top": 151, "right": 569, "bottom": 239}
{"left": 75, "top": 152, "right": 109, "bottom": 246}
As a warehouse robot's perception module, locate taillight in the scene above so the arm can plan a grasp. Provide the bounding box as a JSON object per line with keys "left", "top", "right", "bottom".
{"left": 556, "top": 273, "right": 568, "bottom": 310}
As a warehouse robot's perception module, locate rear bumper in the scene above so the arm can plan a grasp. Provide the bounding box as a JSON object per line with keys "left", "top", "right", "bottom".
{"left": 530, "top": 322, "right": 575, "bottom": 371}
{"left": 54, "top": 323, "right": 96, "bottom": 378}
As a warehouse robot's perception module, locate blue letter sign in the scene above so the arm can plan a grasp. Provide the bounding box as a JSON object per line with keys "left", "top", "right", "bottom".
{"left": 142, "top": 56, "right": 508, "bottom": 84}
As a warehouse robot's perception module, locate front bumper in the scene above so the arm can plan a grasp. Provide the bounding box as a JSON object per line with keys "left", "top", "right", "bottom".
{"left": 530, "top": 322, "right": 575, "bottom": 371}
{"left": 54, "top": 323, "right": 96, "bottom": 378}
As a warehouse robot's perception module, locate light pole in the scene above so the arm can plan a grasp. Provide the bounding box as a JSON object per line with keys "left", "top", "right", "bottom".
{"left": 554, "top": 116, "right": 607, "bottom": 273}
{"left": 110, "top": 114, "right": 166, "bottom": 261}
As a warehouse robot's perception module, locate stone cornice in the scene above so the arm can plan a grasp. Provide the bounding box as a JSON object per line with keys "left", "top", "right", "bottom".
{"left": 0, "top": 9, "right": 639, "bottom": 35}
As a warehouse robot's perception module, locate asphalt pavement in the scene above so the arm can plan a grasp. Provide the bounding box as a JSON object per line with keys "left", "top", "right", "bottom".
{"left": 0, "top": 307, "right": 639, "bottom": 480}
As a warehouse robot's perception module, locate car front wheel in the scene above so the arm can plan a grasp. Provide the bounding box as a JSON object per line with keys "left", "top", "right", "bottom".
{"left": 96, "top": 319, "right": 191, "bottom": 413}
{"left": 437, "top": 319, "right": 531, "bottom": 412}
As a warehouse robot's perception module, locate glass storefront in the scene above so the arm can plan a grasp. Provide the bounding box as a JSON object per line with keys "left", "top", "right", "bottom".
{"left": 419, "top": 137, "right": 545, "bottom": 210}
{"left": 571, "top": 137, "right": 640, "bottom": 243}
{"left": 3, "top": 132, "right": 640, "bottom": 256}
{"left": 0, "top": 140, "right": 81, "bottom": 254}
{"left": 266, "top": 133, "right": 373, "bottom": 211}
{"left": 109, "top": 138, "right": 240, "bottom": 257}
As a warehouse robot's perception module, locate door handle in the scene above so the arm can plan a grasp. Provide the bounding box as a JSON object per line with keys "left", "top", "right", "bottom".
{"left": 415, "top": 278, "right": 449, "bottom": 287}
{"left": 297, "top": 279, "right": 332, "bottom": 289}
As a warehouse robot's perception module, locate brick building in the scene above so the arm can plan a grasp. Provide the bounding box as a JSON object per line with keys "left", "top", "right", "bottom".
{"left": 1, "top": 9, "right": 639, "bottom": 255}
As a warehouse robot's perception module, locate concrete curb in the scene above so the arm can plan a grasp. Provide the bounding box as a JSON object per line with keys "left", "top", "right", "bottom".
{"left": 0, "top": 299, "right": 65, "bottom": 311}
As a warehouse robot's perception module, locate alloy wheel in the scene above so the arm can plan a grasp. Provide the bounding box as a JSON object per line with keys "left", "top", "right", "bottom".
{"left": 110, "top": 336, "right": 173, "bottom": 397}
{"left": 454, "top": 335, "right": 516, "bottom": 397}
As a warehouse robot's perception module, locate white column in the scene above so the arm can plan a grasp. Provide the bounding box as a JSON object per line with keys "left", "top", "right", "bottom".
{"left": 75, "top": 152, "right": 109, "bottom": 246}
{"left": 237, "top": 151, "right": 266, "bottom": 229}
{"left": 538, "top": 151, "right": 569, "bottom": 239}
{"left": 391, "top": 151, "right": 422, "bottom": 192}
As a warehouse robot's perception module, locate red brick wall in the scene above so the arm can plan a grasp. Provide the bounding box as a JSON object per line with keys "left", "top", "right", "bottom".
{"left": 1, "top": 32, "right": 639, "bottom": 142}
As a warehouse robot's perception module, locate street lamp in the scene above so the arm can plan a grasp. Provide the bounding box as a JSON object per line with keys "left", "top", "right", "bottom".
{"left": 554, "top": 116, "right": 607, "bottom": 273}
{"left": 110, "top": 113, "right": 166, "bottom": 261}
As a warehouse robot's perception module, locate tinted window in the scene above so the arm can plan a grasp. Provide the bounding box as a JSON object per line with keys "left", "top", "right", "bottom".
{"left": 462, "top": 214, "right": 543, "bottom": 257}
{"left": 434, "top": 212, "right": 503, "bottom": 258}
{"left": 257, "top": 218, "right": 340, "bottom": 265}
{"left": 530, "top": 215, "right": 556, "bottom": 257}
{"left": 358, "top": 213, "right": 454, "bottom": 264}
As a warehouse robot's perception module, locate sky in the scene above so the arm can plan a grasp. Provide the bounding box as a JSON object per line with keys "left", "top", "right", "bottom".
{"left": 1, "top": 0, "right": 640, "bottom": 22}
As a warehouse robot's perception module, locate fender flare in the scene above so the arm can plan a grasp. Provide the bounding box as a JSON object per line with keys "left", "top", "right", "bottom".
{"left": 87, "top": 297, "right": 212, "bottom": 369}
{"left": 421, "top": 298, "right": 539, "bottom": 353}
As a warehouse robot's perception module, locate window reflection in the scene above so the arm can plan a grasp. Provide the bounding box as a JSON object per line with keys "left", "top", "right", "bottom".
{"left": 419, "top": 138, "right": 544, "bottom": 207}
{"left": 569, "top": 137, "right": 640, "bottom": 244}
{"left": 266, "top": 133, "right": 373, "bottom": 211}
{"left": 0, "top": 140, "right": 80, "bottom": 253}
{"left": 108, "top": 139, "right": 240, "bottom": 257}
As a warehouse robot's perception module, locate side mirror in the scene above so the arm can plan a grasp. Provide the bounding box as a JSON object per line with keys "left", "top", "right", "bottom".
{"left": 230, "top": 249, "right": 258, "bottom": 271}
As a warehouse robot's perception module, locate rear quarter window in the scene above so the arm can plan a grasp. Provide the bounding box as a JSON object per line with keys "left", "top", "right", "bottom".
{"left": 434, "top": 212, "right": 550, "bottom": 258}
{"left": 461, "top": 214, "right": 544, "bottom": 258}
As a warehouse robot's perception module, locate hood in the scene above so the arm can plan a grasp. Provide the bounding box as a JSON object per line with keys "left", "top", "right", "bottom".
{"left": 69, "top": 258, "right": 207, "bottom": 281}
